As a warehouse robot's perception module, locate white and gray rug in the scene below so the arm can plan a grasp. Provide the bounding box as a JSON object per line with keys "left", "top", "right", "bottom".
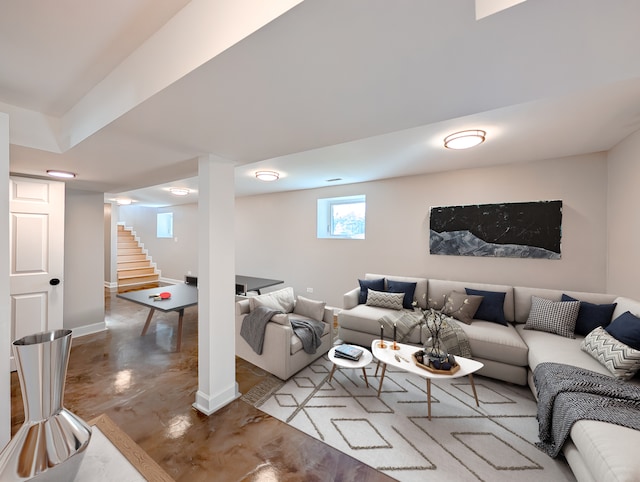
{"left": 250, "top": 355, "right": 576, "bottom": 482}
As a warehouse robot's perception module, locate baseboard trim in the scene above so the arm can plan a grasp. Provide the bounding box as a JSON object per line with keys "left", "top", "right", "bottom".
{"left": 71, "top": 322, "right": 107, "bottom": 338}
{"left": 192, "top": 383, "right": 240, "bottom": 415}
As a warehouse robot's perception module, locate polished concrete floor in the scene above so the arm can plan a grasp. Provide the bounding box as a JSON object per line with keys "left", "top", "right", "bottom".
{"left": 10, "top": 290, "right": 393, "bottom": 482}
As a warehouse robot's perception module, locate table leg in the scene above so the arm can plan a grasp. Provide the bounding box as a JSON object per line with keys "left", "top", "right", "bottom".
{"left": 140, "top": 308, "right": 156, "bottom": 336}
{"left": 377, "top": 363, "right": 387, "bottom": 397}
{"left": 176, "top": 309, "right": 184, "bottom": 351}
{"left": 469, "top": 373, "right": 480, "bottom": 407}
{"left": 427, "top": 378, "right": 432, "bottom": 421}
{"left": 362, "top": 367, "right": 369, "bottom": 388}
{"left": 374, "top": 360, "right": 380, "bottom": 377}
{"left": 328, "top": 364, "right": 337, "bottom": 382}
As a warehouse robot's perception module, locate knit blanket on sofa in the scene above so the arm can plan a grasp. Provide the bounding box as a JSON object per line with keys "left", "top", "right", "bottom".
{"left": 533, "top": 362, "right": 640, "bottom": 458}
{"left": 241, "top": 306, "right": 282, "bottom": 355}
{"left": 379, "top": 310, "right": 471, "bottom": 358}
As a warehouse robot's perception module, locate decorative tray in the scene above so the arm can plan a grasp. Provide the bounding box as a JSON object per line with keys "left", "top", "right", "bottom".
{"left": 412, "top": 353, "right": 460, "bottom": 375}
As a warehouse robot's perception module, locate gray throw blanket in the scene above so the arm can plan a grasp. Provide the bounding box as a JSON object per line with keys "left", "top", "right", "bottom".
{"left": 534, "top": 362, "right": 640, "bottom": 457}
{"left": 240, "top": 306, "right": 282, "bottom": 355}
{"left": 289, "top": 316, "right": 325, "bottom": 354}
{"left": 380, "top": 310, "right": 472, "bottom": 358}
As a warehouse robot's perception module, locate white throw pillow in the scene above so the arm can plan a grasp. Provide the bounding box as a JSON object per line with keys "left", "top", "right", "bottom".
{"left": 249, "top": 287, "right": 295, "bottom": 313}
{"left": 581, "top": 326, "right": 640, "bottom": 380}
{"left": 293, "top": 295, "right": 326, "bottom": 322}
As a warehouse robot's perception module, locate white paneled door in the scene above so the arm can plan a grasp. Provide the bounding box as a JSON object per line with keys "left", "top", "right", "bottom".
{"left": 9, "top": 177, "right": 65, "bottom": 370}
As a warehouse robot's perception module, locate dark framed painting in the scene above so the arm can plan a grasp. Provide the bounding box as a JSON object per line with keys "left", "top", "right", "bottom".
{"left": 429, "top": 200, "right": 562, "bottom": 259}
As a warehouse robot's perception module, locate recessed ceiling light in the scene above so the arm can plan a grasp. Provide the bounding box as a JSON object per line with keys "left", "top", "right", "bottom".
{"left": 116, "top": 198, "right": 132, "bottom": 205}
{"left": 255, "top": 171, "right": 279, "bottom": 181}
{"left": 443, "top": 130, "right": 486, "bottom": 149}
{"left": 169, "top": 188, "right": 190, "bottom": 196}
{"left": 47, "top": 170, "right": 76, "bottom": 179}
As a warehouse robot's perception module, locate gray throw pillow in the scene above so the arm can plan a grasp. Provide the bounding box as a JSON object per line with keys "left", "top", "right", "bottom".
{"left": 293, "top": 295, "right": 326, "bottom": 321}
{"left": 442, "top": 290, "right": 484, "bottom": 325}
{"left": 524, "top": 296, "right": 580, "bottom": 338}
{"left": 581, "top": 327, "right": 640, "bottom": 380}
{"left": 365, "top": 289, "right": 404, "bottom": 310}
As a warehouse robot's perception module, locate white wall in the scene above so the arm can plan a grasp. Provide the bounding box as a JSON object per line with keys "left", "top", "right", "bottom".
{"left": 236, "top": 153, "right": 609, "bottom": 307}
{"left": 64, "top": 189, "right": 105, "bottom": 333}
{"left": 118, "top": 203, "right": 198, "bottom": 281}
{"left": 0, "top": 112, "right": 10, "bottom": 446}
{"left": 607, "top": 129, "right": 640, "bottom": 299}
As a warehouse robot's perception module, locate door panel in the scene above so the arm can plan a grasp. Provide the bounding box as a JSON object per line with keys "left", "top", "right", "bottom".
{"left": 9, "top": 177, "right": 64, "bottom": 370}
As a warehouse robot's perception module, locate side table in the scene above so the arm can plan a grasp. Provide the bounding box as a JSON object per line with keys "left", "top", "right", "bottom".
{"left": 327, "top": 345, "right": 373, "bottom": 387}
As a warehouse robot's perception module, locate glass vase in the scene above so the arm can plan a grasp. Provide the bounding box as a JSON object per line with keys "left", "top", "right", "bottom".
{"left": 0, "top": 329, "right": 92, "bottom": 481}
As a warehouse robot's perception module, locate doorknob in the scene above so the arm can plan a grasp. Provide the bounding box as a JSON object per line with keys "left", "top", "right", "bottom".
{"left": 50, "top": 278, "right": 61, "bottom": 286}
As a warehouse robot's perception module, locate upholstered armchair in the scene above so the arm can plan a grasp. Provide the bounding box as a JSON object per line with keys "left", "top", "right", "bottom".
{"left": 235, "top": 287, "right": 335, "bottom": 380}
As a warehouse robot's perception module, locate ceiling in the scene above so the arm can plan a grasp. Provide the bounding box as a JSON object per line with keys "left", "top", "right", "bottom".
{"left": 3, "top": 0, "right": 640, "bottom": 207}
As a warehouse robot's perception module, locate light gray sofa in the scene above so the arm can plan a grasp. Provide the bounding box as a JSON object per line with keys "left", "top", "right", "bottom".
{"left": 338, "top": 273, "right": 640, "bottom": 482}
{"left": 235, "top": 287, "right": 335, "bottom": 380}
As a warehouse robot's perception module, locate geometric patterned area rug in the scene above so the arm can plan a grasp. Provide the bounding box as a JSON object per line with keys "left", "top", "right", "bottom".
{"left": 254, "top": 355, "right": 576, "bottom": 482}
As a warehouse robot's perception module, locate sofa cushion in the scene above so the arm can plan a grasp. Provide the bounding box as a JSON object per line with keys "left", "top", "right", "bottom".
{"left": 570, "top": 420, "right": 640, "bottom": 482}
{"left": 250, "top": 287, "right": 295, "bottom": 313}
{"left": 561, "top": 294, "right": 617, "bottom": 336}
{"left": 365, "top": 289, "right": 404, "bottom": 310}
{"left": 358, "top": 278, "right": 385, "bottom": 304}
{"left": 455, "top": 320, "right": 528, "bottom": 366}
{"left": 515, "top": 324, "right": 612, "bottom": 377}
{"left": 293, "top": 295, "right": 326, "bottom": 322}
{"left": 524, "top": 296, "right": 580, "bottom": 338}
{"left": 442, "top": 291, "right": 483, "bottom": 325}
{"left": 606, "top": 311, "right": 640, "bottom": 350}
{"left": 581, "top": 327, "right": 640, "bottom": 380}
{"left": 387, "top": 279, "right": 417, "bottom": 309}
{"left": 465, "top": 288, "right": 508, "bottom": 325}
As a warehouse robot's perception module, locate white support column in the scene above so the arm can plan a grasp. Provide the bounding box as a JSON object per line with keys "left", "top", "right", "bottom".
{"left": 193, "top": 154, "right": 239, "bottom": 415}
{"left": 0, "top": 112, "right": 10, "bottom": 445}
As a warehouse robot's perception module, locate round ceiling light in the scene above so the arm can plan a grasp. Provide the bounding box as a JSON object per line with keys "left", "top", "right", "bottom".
{"left": 443, "top": 130, "right": 486, "bottom": 150}
{"left": 116, "top": 199, "right": 132, "bottom": 205}
{"left": 47, "top": 170, "right": 77, "bottom": 179}
{"left": 255, "top": 170, "right": 280, "bottom": 182}
{"left": 169, "top": 188, "right": 190, "bottom": 196}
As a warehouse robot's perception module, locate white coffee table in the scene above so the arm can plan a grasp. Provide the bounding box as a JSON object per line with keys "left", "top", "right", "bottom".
{"left": 371, "top": 340, "right": 484, "bottom": 420}
{"left": 328, "top": 345, "right": 373, "bottom": 387}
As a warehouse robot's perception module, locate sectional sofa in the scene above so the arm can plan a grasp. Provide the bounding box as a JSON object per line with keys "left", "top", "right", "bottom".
{"left": 337, "top": 273, "right": 640, "bottom": 482}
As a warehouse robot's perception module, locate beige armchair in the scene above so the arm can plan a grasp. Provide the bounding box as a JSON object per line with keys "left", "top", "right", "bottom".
{"left": 235, "top": 287, "right": 334, "bottom": 380}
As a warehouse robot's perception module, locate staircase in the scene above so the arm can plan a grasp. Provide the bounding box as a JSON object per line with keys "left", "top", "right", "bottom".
{"left": 117, "top": 225, "right": 160, "bottom": 292}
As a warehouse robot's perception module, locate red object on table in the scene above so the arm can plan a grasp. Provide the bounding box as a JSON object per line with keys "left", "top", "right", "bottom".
{"left": 159, "top": 292, "right": 171, "bottom": 299}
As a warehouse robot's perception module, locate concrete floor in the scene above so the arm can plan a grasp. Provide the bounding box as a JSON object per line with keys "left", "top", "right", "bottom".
{"left": 10, "top": 290, "right": 392, "bottom": 482}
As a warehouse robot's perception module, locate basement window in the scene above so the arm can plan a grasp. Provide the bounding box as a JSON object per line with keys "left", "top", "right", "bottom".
{"left": 157, "top": 212, "right": 173, "bottom": 238}
{"left": 317, "top": 195, "right": 366, "bottom": 239}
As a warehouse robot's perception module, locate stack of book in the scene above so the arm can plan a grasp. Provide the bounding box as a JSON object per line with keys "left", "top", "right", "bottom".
{"left": 334, "top": 344, "right": 363, "bottom": 361}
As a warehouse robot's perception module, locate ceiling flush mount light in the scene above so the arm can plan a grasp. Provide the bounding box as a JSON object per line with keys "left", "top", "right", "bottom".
{"left": 169, "top": 188, "right": 190, "bottom": 196}
{"left": 116, "top": 198, "right": 132, "bottom": 205}
{"left": 255, "top": 170, "right": 279, "bottom": 182}
{"left": 443, "top": 130, "right": 486, "bottom": 150}
{"left": 47, "top": 170, "right": 76, "bottom": 179}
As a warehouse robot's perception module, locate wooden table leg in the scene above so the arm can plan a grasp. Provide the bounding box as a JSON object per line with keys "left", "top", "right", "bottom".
{"left": 176, "top": 309, "right": 184, "bottom": 351}
{"left": 362, "top": 367, "right": 369, "bottom": 388}
{"left": 469, "top": 373, "right": 480, "bottom": 407}
{"left": 140, "top": 308, "right": 156, "bottom": 336}
{"left": 328, "top": 363, "right": 337, "bottom": 382}
{"left": 427, "top": 378, "right": 432, "bottom": 421}
{"left": 377, "top": 363, "right": 387, "bottom": 397}
{"left": 374, "top": 360, "right": 380, "bottom": 377}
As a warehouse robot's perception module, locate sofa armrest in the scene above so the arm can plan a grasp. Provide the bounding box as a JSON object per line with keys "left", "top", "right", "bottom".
{"left": 235, "top": 299, "right": 250, "bottom": 316}
{"left": 343, "top": 287, "right": 360, "bottom": 310}
{"left": 323, "top": 305, "right": 338, "bottom": 324}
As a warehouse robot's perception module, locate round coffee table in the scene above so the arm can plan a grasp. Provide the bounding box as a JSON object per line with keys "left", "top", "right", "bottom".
{"left": 328, "top": 345, "right": 373, "bottom": 387}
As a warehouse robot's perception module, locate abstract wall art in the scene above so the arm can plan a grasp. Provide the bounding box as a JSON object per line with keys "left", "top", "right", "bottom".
{"left": 429, "top": 200, "right": 562, "bottom": 259}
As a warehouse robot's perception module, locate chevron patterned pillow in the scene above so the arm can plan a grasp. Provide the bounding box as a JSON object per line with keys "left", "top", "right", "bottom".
{"left": 581, "top": 326, "right": 640, "bottom": 380}
{"left": 365, "top": 289, "right": 404, "bottom": 310}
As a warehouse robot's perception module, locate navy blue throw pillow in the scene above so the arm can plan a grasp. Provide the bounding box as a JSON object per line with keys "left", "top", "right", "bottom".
{"left": 465, "top": 288, "right": 508, "bottom": 325}
{"left": 561, "top": 294, "right": 617, "bottom": 336}
{"left": 387, "top": 280, "right": 417, "bottom": 309}
{"left": 606, "top": 311, "right": 640, "bottom": 350}
{"left": 358, "top": 278, "right": 385, "bottom": 304}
